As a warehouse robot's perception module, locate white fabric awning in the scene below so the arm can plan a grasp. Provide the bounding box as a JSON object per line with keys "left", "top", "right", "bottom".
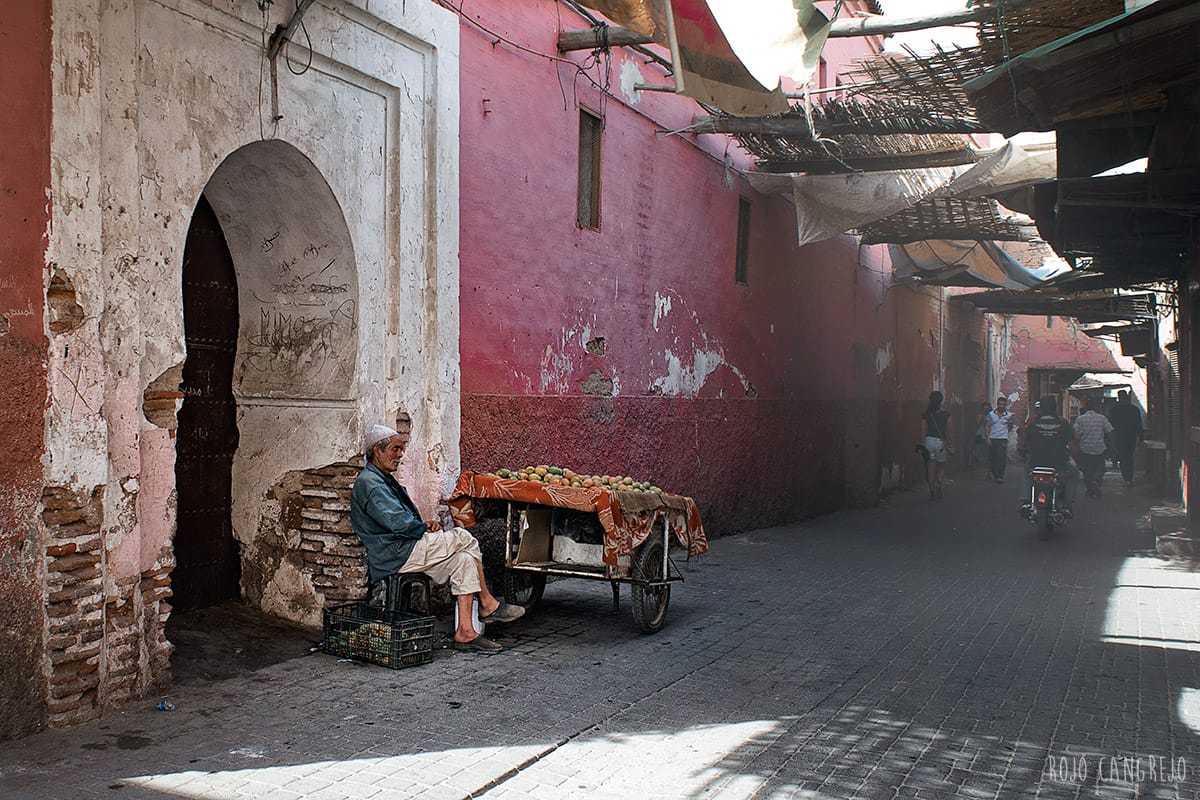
{"left": 749, "top": 168, "right": 955, "bottom": 247}
{"left": 748, "top": 141, "right": 1059, "bottom": 247}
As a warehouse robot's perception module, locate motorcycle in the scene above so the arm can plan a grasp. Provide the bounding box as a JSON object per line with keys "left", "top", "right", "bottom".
{"left": 1021, "top": 466, "right": 1071, "bottom": 540}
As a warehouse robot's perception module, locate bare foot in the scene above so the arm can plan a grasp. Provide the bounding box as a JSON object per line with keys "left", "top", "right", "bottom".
{"left": 454, "top": 629, "right": 480, "bottom": 644}
{"left": 479, "top": 598, "right": 500, "bottom": 617}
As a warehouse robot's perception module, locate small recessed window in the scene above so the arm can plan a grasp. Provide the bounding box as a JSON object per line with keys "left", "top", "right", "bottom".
{"left": 577, "top": 109, "right": 602, "bottom": 229}
{"left": 735, "top": 197, "right": 751, "bottom": 285}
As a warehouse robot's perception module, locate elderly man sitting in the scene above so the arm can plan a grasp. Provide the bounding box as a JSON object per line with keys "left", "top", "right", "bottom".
{"left": 351, "top": 425, "right": 523, "bottom": 653}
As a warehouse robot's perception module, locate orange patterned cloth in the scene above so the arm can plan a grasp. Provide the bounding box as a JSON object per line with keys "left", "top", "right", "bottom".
{"left": 447, "top": 471, "right": 708, "bottom": 566}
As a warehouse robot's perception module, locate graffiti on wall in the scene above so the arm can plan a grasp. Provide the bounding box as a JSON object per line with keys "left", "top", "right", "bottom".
{"left": 238, "top": 229, "right": 358, "bottom": 396}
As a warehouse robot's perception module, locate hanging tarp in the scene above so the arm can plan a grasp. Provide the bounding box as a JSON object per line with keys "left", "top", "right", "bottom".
{"left": 746, "top": 142, "right": 1058, "bottom": 247}
{"left": 890, "top": 240, "right": 1069, "bottom": 288}
{"left": 749, "top": 168, "right": 955, "bottom": 247}
{"left": 934, "top": 140, "right": 1057, "bottom": 200}
{"left": 574, "top": 0, "right": 670, "bottom": 40}
{"left": 575, "top": 1, "right": 830, "bottom": 116}
{"left": 697, "top": 0, "right": 831, "bottom": 98}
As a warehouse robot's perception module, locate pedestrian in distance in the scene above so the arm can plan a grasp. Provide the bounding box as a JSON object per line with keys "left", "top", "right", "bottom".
{"left": 922, "top": 390, "right": 954, "bottom": 501}
{"left": 351, "top": 425, "right": 525, "bottom": 653}
{"left": 1073, "top": 396, "right": 1113, "bottom": 498}
{"left": 985, "top": 396, "right": 1015, "bottom": 483}
{"left": 1107, "top": 390, "right": 1144, "bottom": 486}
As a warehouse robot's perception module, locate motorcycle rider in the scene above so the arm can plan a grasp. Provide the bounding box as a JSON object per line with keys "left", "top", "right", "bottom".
{"left": 1020, "top": 394, "right": 1079, "bottom": 514}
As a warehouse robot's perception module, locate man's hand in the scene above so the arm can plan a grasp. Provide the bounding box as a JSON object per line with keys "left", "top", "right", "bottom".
{"left": 426, "top": 519, "right": 442, "bottom": 532}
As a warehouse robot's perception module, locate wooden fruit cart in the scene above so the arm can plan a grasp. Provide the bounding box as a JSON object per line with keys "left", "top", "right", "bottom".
{"left": 447, "top": 472, "right": 707, "bottom": 633}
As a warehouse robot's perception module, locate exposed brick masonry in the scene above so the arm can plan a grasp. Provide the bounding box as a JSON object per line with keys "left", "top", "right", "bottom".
{"left": 42, "top": 486, "right": 173, "bottom": 729}
{"left": 42, "top": 486, "right": 104, "bottom": 728}
{"left": 290, "top": 463, "right": 370, "bottom": 605}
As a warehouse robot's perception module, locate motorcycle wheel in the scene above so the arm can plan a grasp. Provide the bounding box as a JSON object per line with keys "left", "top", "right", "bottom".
{"left": 1037, "top": 504, "right": 1052, "bottom": 540}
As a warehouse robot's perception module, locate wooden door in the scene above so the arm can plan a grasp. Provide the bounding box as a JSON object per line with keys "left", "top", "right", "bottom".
{"left": 174, "top": 194, "right": 241, "bottom": 610}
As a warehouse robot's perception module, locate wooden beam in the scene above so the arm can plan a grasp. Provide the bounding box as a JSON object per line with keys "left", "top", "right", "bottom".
{"left": 690, "top": 115, "right": 815, "bottom": 138}
{"left": 758, "top": 149, "right": 981, "bottom": 174}
{"left": 558, "top": 3, "right": 1039, "bottom": 52}
{"left": 1057, "top": 168, "right": 1200, "bottom": 212}
{"left": 826, "top": 4, "right": 1032, "bottom": 38}
{"left": 690, "top": 113, "right": 987, "bottom": 137}
{"left": 558, "top": 26, "right": 656, "bottom": 52}
{"left": 860, "top": 224, "right": 1039, "bottom": 246}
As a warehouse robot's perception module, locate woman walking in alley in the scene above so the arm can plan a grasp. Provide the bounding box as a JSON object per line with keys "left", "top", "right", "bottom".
{"left": 922, "top": 391, "right": 954, "bottom": 500}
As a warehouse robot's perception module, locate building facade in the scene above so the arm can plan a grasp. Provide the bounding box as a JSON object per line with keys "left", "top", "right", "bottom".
{"left": 1, "top": 0, "right": 460, "bottom": 737}
{"left": 1, "top": 0, "right": 991, "bottom": 738}
{"left": 455, "top": 0, "right": 989, "bottom": 529}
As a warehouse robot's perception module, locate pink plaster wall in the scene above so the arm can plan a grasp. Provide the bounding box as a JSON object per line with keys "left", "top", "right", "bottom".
{"left": 0, "top": 0, "right": 51, "bottom": 739}
{"left": 139, "top": 432, "right": 177, "bottom": 571}
{"left": 998, "top": 315, "right": 1124, "bottom": 424}
{"left": 457, "top": 1, "right": 978, "bottom": 531}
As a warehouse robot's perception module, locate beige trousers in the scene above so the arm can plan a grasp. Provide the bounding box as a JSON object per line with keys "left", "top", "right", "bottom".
{"left": 399, "top": 527, "right": 483, "bottom": 595}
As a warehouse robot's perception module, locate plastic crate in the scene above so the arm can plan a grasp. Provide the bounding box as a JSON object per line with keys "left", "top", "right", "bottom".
{"left": 322, "top": 602, "right": 434, "bottom": 669}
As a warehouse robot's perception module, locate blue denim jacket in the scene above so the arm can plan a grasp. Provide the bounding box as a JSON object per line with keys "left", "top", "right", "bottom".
{"left": 350, "top": 463, "right": 429, "bottom": 584}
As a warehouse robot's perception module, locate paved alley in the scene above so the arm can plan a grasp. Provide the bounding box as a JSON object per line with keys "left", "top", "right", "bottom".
{"left": 3, "top": 472, "right": 1200, "bottom": 800}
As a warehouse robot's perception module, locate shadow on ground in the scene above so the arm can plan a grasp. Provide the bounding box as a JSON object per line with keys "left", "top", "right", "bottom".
{"left": 165, "top": 602, "right": 322, "bottom": 686}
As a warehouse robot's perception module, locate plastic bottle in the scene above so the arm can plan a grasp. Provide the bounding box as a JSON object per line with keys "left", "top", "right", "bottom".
{"left": 453, "top": 597, "right": 484, "bottom": 635}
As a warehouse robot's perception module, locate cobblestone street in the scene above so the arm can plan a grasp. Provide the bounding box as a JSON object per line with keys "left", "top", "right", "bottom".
{"left": 4, "top": 472, "right": 1200, "bottom": 799}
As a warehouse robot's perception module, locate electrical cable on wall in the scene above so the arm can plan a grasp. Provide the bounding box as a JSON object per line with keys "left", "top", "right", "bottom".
{"left": 257, "top": 6, "right": 278, "bottom": 140}
{"left": 433, "top": 0, "right": 742, "bottom": 177}
{"left": 285, "top": 0, "right": 313, "bottom": 76}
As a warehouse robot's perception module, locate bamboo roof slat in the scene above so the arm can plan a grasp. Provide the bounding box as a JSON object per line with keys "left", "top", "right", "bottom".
{"left": 857, "top": 197, "right": 1038, "bottom": 244}
{"left": 974, "top": 0, "right": 1125, "bottom": 68}
{"left": 834, "top": 45, "right": 990, "bottom": 121}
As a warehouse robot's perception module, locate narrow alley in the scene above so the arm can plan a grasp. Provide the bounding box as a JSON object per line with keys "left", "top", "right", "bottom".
{"left": 3, "top": 472, "right": 1198, "bottom": 800}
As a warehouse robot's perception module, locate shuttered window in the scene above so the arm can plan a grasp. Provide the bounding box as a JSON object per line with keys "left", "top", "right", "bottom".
{"left": 735, "top": 197, "right": 751, "bottom": 285}
{"left": 577, "top": 109, "right": 602, "bottom": 229}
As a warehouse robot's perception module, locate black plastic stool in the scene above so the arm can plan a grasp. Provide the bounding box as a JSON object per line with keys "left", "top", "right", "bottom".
{"left": 376, "top": 572, "right": 432, "bottom": 614}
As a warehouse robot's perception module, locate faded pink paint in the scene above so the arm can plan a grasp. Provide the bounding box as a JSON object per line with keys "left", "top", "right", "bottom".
{"left": 139, "top": 432, "right": 177, "bottom": 571}
{"left": 458, "top": 1, "right": 978, "bottom": 530}
{"left": 997, "top": 315, "right": 1124, "bottom": 423}
{"left": 0, "top": 0, "right": 51, "bottom": 740}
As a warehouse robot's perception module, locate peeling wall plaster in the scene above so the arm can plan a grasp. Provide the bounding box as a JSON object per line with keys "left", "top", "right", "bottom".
{"left": 875, "top": 341, "right": 894, "bottom": 376}
{"left": 653, "top": 291, "right": 672, "bottom": 332}
{"left": 538, "top": 316, "right": 601, "bottom": 395}
{"left": 45, "top": 0, "right": 460, "bottom": 619}
{"left": 648, "top": 290, "right": 751, "bottom": 399}
{"left": 618, "top": 58, "right": 643, "bottom": 106}
{"left": 653, "top": 348, "right": 726, "bottom": 397}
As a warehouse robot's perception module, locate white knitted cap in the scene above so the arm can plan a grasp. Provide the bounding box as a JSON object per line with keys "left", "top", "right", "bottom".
{"left": 364, "top": 424, "right": 400, "bottom": 458}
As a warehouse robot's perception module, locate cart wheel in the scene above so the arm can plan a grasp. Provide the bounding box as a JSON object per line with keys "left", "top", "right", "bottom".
{"left": 631, "top": 539, "right": 670, "bottom": 633}
{"left": 502, "top": 570, "right": 546, "bottom": 610}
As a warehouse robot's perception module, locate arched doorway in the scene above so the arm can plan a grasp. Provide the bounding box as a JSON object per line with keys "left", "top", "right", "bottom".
{"left": 170, "top": 139, "right": 359, "bottom": 625}
{"left": 173, "top": 195, "right": 242, "bottom": 611}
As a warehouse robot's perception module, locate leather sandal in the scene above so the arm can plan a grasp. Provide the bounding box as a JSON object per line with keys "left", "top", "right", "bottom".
{"left": 452, "top": 634, "right": 502, "bottom": 653}
{"left": 479, "top": 601, "right": 525, "bottom": 623}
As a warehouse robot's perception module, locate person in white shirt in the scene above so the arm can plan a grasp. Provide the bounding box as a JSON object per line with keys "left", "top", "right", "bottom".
{"left": 1074, "top": 396, "right": 1114, "bottom": 498}
{"left": 985, "top": 396, "right": 1015, "bottom": 483}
